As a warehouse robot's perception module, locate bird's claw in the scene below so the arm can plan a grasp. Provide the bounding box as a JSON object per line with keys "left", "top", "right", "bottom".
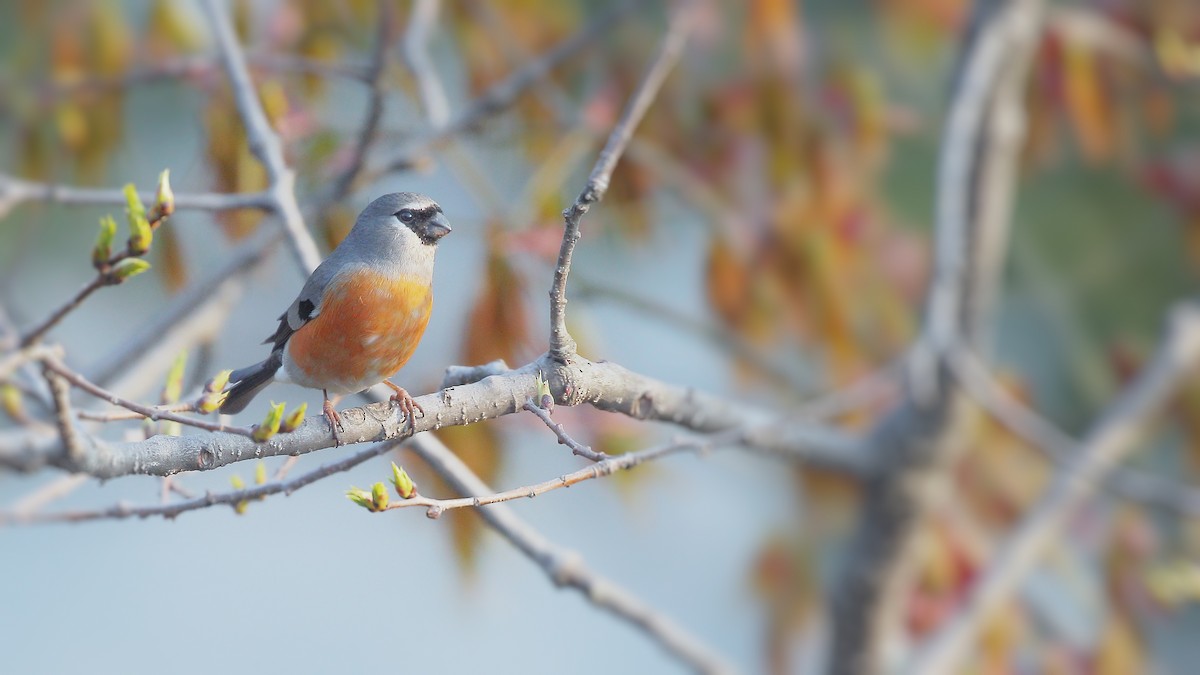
{"left": 323, "top": 398, "right": 345, "bottom": 445}
{"left": 384, "top": 382, "right": 423, "bottom": 433}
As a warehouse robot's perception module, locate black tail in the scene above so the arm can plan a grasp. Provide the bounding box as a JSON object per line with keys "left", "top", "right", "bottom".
{"left": 219, "top": 351, "right": 283, "bottom": 414}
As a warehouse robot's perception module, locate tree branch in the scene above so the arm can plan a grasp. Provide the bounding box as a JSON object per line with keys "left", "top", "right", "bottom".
{"left": 367, "top": 0, "right": 638, "bottom": 180}
{"left": 0, "top": 173, "right": 271, "bottom": 220}
{"left": 406, "top": 433, "right": 737, "bottom": 675}
{"left": 523, "top": 398, "right": 609, "bottom": 461}
{"left": 0, "top": 439, "right": 402, "bottom": 525}
{"left": 41, "top": 356, "right": 254, "bottom": 438}
{"left": 829, "top": 0, "right": 1046, "bottom": 671}
{"left": 4, "top": 353, "right": 867, "bottom": 479}
{"left": 549, "top": 4, "right": 694, "bottom": 363}
{"left": 908, "top": 303, "right": 1200, "bottom": 674}
{"left": 200, "top": 0, "right": 323, "bottom": 273}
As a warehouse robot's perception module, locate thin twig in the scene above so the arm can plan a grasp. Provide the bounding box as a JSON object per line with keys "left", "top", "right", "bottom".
{"left": 78, "top": 401, "right": 196, "bottom": 422}
{"left": 0, "top": 173, "right": 271, "bottom": 219}
{"left": 406, "top": 433, "right": 737, "bottom": 675}
{"left": 86, "top": 226, "right": 279, "bottom": 388}
{"left": 522, "top": 398, "right": 609, "bottom": 461}
{"left": 42, "top": 366, "right": 85, "bottom": 461}
{"left": 42, "top": 356, "right": 254, "bottom": 438}
{"left": 548, "top": 5, "right": 694, "bottom": 362}
{"left": 366, "top": 0, "right": 639, "bottom": 181}
{"left": 326, "top": 0, "right": 395, "bottom": 203}
{"left": 391, "top": 432, "right": 735, "bottom": 518}
{"left": 0, "top": 440, "right": 402, "bottom": 525}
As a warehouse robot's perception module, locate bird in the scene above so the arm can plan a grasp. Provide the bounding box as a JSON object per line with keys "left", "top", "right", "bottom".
{"left": 219, "top": 192, "right": 451, "bottom": 439}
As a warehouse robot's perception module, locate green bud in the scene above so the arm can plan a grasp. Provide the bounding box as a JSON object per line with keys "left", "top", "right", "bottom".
{"left": 205, "top": 369, "right": 232, "bottom": 394}
{"left": 124, "top": 183, "right": 152, "bottom": 254}
{"left": 153, "top": 169, "right": 175, "bottom": 221}
{"left": 535, "top": 372, "right": 554, "bottom": 414}
{"left": 391, "top": 461, "right": 416, "bottom": 499}
{"left": 255, "top": 460, "right": 267, "bottom": 486}
{"left": 162, "top": 351, "right": 187, "bottom": 404}
{"left": 93, "top": 215, "right": 117, "bottom": 269}
{"left": 1, "top": 383, "right": 25, "bottom": 422}
{"left": 371, "top": 482, "right": 389, "bottom": 511}
{"left": 251, "top": 401, "right": 286, "bottom": 442}
{"left": 230, "top": 474, "right": 246, "bottom": 490}
{"left": 346, "top": 486, "right": 374, "bottom": 510}
{"left": 160, "top": 420, "right": 182, "bottom": 437}
{"left": 279, "top": 402, "right": 307, "bottom": 433}
{"left": 110, "top": 258, "right": 151, "bottom": 283}
{"left": 197, "top": 390, "right": 228, "bottom": 415}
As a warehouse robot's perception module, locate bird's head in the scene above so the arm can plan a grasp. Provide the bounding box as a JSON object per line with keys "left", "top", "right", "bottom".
{"left": 357, "top": 192, "right": 452, "bottom": 247}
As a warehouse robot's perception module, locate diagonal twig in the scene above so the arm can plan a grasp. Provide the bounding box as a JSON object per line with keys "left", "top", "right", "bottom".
{"left": 200, "top": 0, "right": 323, "bottom": 273}
{"left": 406, "top": 433, "right": 737, "bottom": 675}
{"left": 548, "top": 3, "right": 694, "bottom": 363}
{"left": 522, "top": 398, "right": 609, "bottom": 462}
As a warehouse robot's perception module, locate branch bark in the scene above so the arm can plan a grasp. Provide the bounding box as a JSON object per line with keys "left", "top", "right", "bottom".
{"left": 3, "top": 353, "right": 866, "bottom": 479}
{"left": 828, "top": 1, "right": 1045, "bottom": 672}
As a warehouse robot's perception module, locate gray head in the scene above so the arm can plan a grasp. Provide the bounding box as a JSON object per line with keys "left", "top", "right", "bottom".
{"left": 352, "top": 192, "right": 452, "bottom": 247}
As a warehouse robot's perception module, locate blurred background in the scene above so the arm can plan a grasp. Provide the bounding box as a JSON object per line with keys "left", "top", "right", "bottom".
{"left": 2, "top": 0, "right": 1200, "bottom": 672}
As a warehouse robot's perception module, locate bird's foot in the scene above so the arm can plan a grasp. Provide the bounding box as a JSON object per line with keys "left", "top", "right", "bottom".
{"left": 323, "top": 398, "right": 345, "bottom": 445}
{"left": 384, "top": 380, "right": 423, "bottom": 432}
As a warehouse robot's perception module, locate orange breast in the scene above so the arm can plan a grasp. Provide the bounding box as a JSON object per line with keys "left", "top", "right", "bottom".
{"left": 286, "top": 268, "right": 432, "bottom": 390}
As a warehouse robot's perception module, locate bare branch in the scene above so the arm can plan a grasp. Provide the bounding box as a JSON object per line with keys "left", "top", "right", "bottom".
{"left": 84, "top": 226, "right": 280, "bottom": 389}
{"left": 0, "top": 173, "right": 272, "bottom": 220}
{"left": 368, "top": 1, "right": 638, "bottom": 180}
{"left": 1, "top": 439, "right": 402, "bottom": 525}
{"left": 909, "top": 303, "right": 1200, "bottom": 675}
{"left": 406, "top": 433, "right": 737, "bottom": 675}
{"left": 41, "top": 356, "right": 254, "bottom": 438}
{"left": 549, "top": 5, "right": 694, "bottom": 362}
{"left": 523, "top": 398, "right": 609, "bottom": 461}
{"left": 390, "top": 430, "right": 741, "bottom": 517}
{"left": 200, "top": 0, "right": 323, "bottom": 273}
{"left": 42, "top": 366, "right": 85, "bottom": 461}
{"left": 830, "top": 0, "right": 1046, "bottom": 671}
{"left": 4, "top": 353, "right": 867, "bottom": 479}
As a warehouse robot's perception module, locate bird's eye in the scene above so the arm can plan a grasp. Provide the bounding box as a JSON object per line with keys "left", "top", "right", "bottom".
{"left": 398, "top": 209, "right": 415, "bottom": 223}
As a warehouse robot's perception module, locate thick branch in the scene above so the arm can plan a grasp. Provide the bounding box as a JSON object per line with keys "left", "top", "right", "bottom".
{"left": 549, "top": 5, "right": 693, "bottom": 362}
{"left": 829, "top": 1, "right": 1045, "bottom": 672}
{"left": 4, "top": 354, "right": 866, "bottom": 479}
